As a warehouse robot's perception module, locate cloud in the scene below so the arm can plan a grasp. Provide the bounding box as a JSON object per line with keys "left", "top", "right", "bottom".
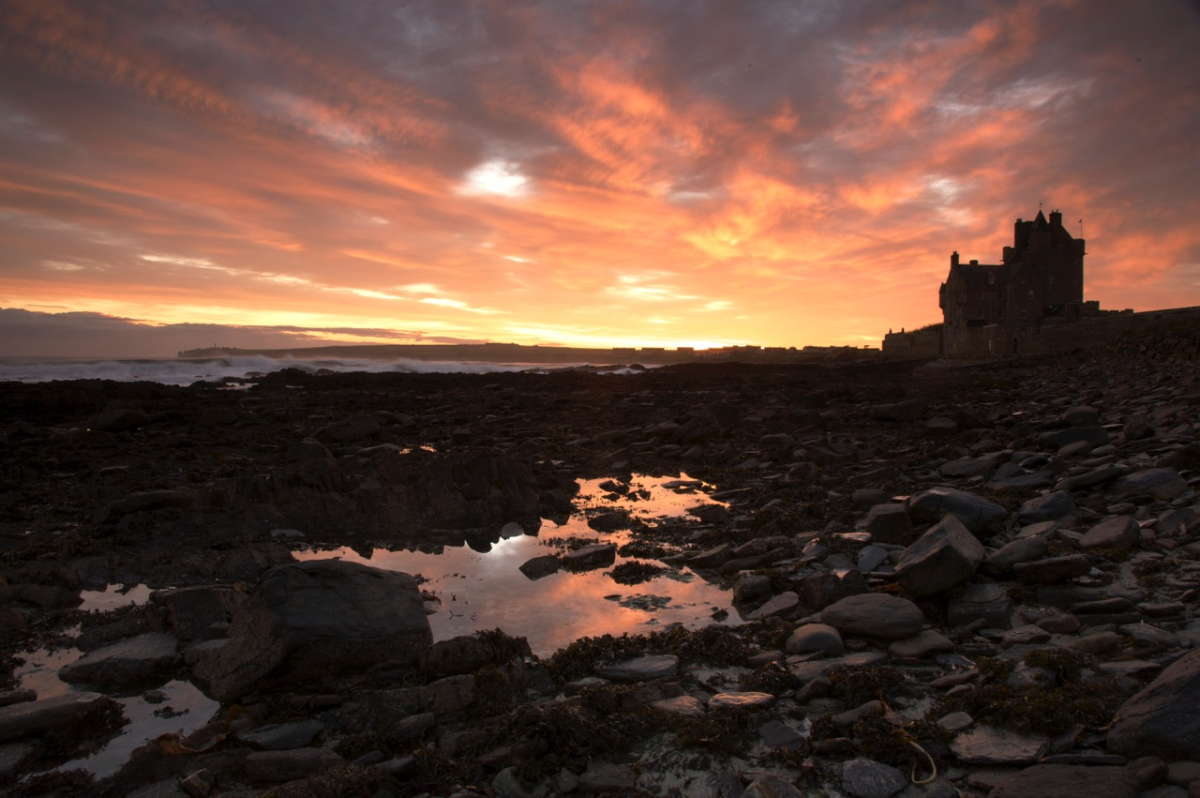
{"left": 0, "top": 0, "right": 1196, "bottom": 354}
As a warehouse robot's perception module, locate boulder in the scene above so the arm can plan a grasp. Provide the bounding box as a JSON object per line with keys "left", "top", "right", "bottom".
{"left": 562, "top": 543, "right": 616, "bottom": 571}
{"left": 151, "top": 585, "right": 247, "bottom": 640}
{"left": 906, "top": 487, "right": 1008, "bottom": 535}
{"left": 1109, "top": 469, "right": 1189, "bottom": 501}
{"left": 820, "top": 593, "right": 924, "bottom": 640}
{"left": 0, "top": 692, "right": 119, "bottom": 742}
{"left": 1108, "top": 649, "right": 1200, "bottom": 760}
{"left": 786, "top": 623, "right": 844, "bottom": 656}
{"left": 1080, "top": 516, "right": 1140, "bottom": 551}
{"left": 59, "top": 633, "right": 179, "bottom": 687}
{"left": 894, "top": 515, "right": 985, "bottom": 596}
{"left": 197, "top": 560, "right": 432, "bottom": 701}
{"left": 1016, "top": 491, "right": 1077, "bottom": 524}
{"left": 863, "top": 504, "right": 914, "bottom": 545}
{"left": 518, "top": 555, "right": 560, "bottom": 580}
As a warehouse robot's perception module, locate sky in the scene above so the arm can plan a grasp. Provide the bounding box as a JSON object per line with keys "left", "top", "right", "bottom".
{"left": 1, "top": 0, "right": 1199, "bottom": 357}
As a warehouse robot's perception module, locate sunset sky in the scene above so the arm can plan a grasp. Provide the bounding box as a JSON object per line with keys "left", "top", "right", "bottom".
{"left": 2, "top": 0, "right": 1199, "bottom": 357}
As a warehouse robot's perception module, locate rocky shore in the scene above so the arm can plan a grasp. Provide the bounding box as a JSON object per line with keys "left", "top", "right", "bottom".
{"left": 1, "top": 347, "right": 1199, "bottom": 797}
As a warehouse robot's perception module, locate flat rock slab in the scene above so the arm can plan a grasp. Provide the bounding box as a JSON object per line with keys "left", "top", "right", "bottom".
{"left": 234, "top": 719, "right": 324, "bottom": 751}
{"left": 895, "top": 514, "right": 985, "bottom": 596}
{"left": 518, "top": 555, "right": 560, "bottom": 580}
{"left": 649, "top": 696, "right": 705, "bottom": 716}
{"left": 59, "top": 633, "right": 179, "bottom": 687}
{"left": 0, "top": 741, "right": 39, "bottom": 777}
{"left": 1080, "top": 516, "right": 1140, "bottom": 550}
{"left": 842, "top": 756, "right": 907, "bottom": 798}
{"left": 562, "top": 543, "right": 616, "bottom": 571}
{"left": 243, "top": 748, "right": 344, "bottom": 783}
{"left": 743, "top": 773, "right": 808, "bottom": 798}
{"left": 0, "top": 692, "right": 115, "bottom": 742}
{"left": 708, "top": 692, "right": 776, "bottom": 710}
{"left": 1108, "top": 648, "right": 1200, "bottom": 759}
{"left": 906, "top": 486, "right": 1007, "bottom": 534}
{"left": 820, "top": 593, "right": 924, "bottom": 640}
{"left": 788, "top": 651, "right": 887, "bottom": 683}
{"left": 990, "top": 764, "right": 1140, "bottom": 798}
{"left": 596, "top": 654, "right": 678, "bottom": 682}
{"left": 888, "top": 629, "right": 954, "bottom": 659}
{"left": 199, "top": 560, "right": 432, "bottom": 702}
{"left": 950, "top": 726, "right": 1047, "bottom": 765}
{"left": 747, "top": 591, "right": 800, "bottom": 620}
{"left": 1109, "top": 468, "right": 1188, "bottom": 501}
{"left": 1013, "top": 554, "right": 1091, "bottom": 584}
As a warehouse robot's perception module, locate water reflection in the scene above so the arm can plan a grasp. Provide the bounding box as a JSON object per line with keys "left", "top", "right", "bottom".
{"left": 79, "top": 583, "right": 152, "bottom": 612}
{"left": 297, "top": 473, "right": 737, "bottom": 656}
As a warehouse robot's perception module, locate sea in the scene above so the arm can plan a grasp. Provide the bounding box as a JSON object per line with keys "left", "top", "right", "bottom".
{"left": 0, "top": 354, "right": 645, "bottom": 386}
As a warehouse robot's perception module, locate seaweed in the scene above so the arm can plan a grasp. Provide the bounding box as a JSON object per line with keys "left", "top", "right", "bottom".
{"left": 546, "top": 625, "right": 754, "bottom": 682}
{"left": 607, "top": 560, "right": 669, "bottom": 585}
{"left": 931, "top": 674, "right": 1134, "bottom": 735}
{"left": 828, "top": 665, "right": 908, "bottom": 707}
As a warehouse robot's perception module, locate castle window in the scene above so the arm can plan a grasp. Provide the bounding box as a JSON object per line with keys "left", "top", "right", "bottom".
{"left": 988, "top": 273, "right": 995, "bottom": 285}
{"left": 1020, "top": 310, "right": 1027, "bottom": 320}
{"left": 1028, "top": 290, "right": 1034, "bottom": 299}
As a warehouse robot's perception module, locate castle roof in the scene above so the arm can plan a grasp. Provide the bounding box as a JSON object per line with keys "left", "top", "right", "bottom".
{"left": 950, "top": 262, "right": 1006, "bottom": 290}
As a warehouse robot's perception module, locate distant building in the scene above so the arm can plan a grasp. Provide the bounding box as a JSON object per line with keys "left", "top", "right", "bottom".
{"left": 939, "top": 209, "right": 1107, "bottom": 356}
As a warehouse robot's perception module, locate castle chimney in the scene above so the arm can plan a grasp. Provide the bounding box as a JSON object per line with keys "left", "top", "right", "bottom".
{"left": 951, "top": 251, "right": 959, "bottom": 267}
{"left": 1049, "top": 210, "right": 1062, "bottom": 227}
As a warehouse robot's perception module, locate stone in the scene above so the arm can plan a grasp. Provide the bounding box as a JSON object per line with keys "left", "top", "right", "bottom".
{"left": 864, "top": 504, "right": 914, "bottom": 545}
{"left": 518, "top": 555, "right": 560, "bottom": 580}
{"left": 650, "top": 696, "right": 705, "bottom": 716}
{"left": 596, "top": 654, "right": 678, "bottom": 682}
{"left": 984, "top": 535, "right": 1049, "bottom": 575}
{"left": 950, "top": 726, "right": 1047, "bottom": 765}
{"left": 1168, "top": 761, "right": 1200, "bottom": 786}
{"left": 1016, "top": 491, "right": 1077, "bottom": 524}
{"left": 888, "top": 629, "right": 954, "bottom": 659}
{"left": 0, "top": 692, "right": 117, "bottom": 742}
{"left": 842, "top": 756, "right": 907, "bottom": 798}
{"left": 906, "top": 487, "right": 1008, "bottom": 534}
{"left": 1109, "top": 649, "right": 1200, "bottom": 760}
{"left": 1064, "top": 406, "right": 1101, "bottom": 427}
{"left": 98, "top": 489, "right": 195, "bottom": 523}
{"left": 735, "top": 574, "right": 773, "bottom": 602}
{"left": 894, "top": 514, "right": 985, "bottom": 596}
{"left": 88, "top": 408, "right": 150, "bottom": 432}
{"left": 989, "top": 764, "right": 1140, "bottom": 798}
{"left": 788, "top": 651, "right": 888, "bottom": 684}
{"left": 759, "top": 719, "right": 806, "bottom": 751}
{"left": 708, "top": 692, "right": 776, "bottom": 710}
{"left": 243, "top": 748, "right": 344, "bottom": 782}
{"left": 941, "top": 456, "right": 998, "bottom": 480}
{"left": 854, "top": 489, "right": 892, "bottom": 509}
{"left": 747, "top": 590, "right": 800, "bottom": 620}
{"left": 938, "top": 711, "right": 973, "bottom": 733}
{"left": 0, "top": 690, "right": 35, "bottom": 708}
{"left": 1080, "top": 516, "right": 1140, "bottom": 550}
{"left": 1109, "top": 469, "right": 1189, "bottom": 501}
{"left": 59, "top": 633, "right": 179, "bottom": 686}
{"left": 562, "top": 543, "right": 616, "bottom": 571}
{"left": 422, "top": 632, "right": 531, "bottom": 676}
{"left": 234, "top": 719, "right": 324, "bottom": 750}
{"left": 948, "top": 582, "right": 1014, "bottom": 629}
{"left": 197, "top": 560, "right": 432, "bottom": 701}
{"left": 424, "top": 674, "right": 476, "bottom": 715}
{"left": 151, "top": 586, "right": 247, "bottom": 641}
{"left": 0, "top": 741, "right": 38, "bottom": 778}
{"left": 579, "top": 761, "right": 637, "bottom": 793}
{"left": 1013, "top": 554, "right": 1091, "bottom": 584}
{"left": 1038, "top": 426, "right": 1111, "bottom": 449}
{"left": 786, "top": 623, "right": 844, "bottom": 656}
{"left": 318, "top": 414, "right": 379, "bottom": 443}
{"left": 857, "top": 545, "right": 890, "bottom": 572}
{"left": 821, "top": 593, "right": 924, "bottom": 640}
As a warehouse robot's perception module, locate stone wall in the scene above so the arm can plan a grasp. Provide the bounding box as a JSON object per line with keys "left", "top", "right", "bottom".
{"left": 881, "top": 326, "right": 942, "bottom": 359}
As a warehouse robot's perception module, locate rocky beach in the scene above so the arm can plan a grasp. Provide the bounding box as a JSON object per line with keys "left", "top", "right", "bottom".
{"left": 2, "top": 337, "right": 1200, "bottom": 798}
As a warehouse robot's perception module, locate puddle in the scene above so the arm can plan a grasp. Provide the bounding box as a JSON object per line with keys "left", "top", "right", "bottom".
{"left": 79, "top": 583, "right": 152, "bottom": 612}
{"left": 297, "top": 474, "right": 738, "bottom": 656}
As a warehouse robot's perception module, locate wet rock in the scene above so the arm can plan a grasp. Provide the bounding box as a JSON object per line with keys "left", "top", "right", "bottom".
{"left": 871, "top": 399, "right": 926, "bottom": 422}
{"left": 1014, "top": 554, "right": 1091, "bottom": 584}
{"left": 0, "top": 692, "right": 118, "bottom": 741}
{"left": 16, "top": 584, "right": 81, "bottom": 610}
{"left": 735, "top": 573, "right": 773, "bottom": 602}
{"left": 1108, "top": 649, "right": 1200, "bottom": 760}
{"left": 786, "top": 623, "right": 844, "bottom": 656}
{"left": 234, "top": 719, "right": 324, "bottom": 750}
{"left": 888, "top": 629, "right": 954, "bottom": 658}
{"left": 989, "top": 764, "right": 1140, "bottom": 798}
{"left": 841, "top": 756, "right": 907, "bottom": 798}
{"left": 1039, "top": 426, "right": 1110, "bottom": 449}
{"left": 1109, "top": 469, "right": 1189, "bottom": 501}
{"left": 1080, "top": 516, "right": 1141, "bottom": 551}
{"left": 906, "top": 486, "right": 1008, "bottom": 534}
{"left": 0, "top": 741, "right": 38, "bottom": 778}
{"left": 1017, "top": 491, "right": 1077, "bottom": 524}
{"left": 864, "top": 504, "right": 914, "bottom": 545}
{"left": 0, "top": 690, "right": 35, "bottom": 708}
{"left": 88, "top": 408, "right": 150, "bottom": 432}
{"left": 689, "top": 543, "right": 734, "bottom": 569}
{"left": 59, "top": 632, "right": 179, "bottom": 686}
{"left": 747, "top": 590, "right": 800, "bottom": 620}
{"left": 1064, "top": 406, "right": 1101, "bottom": 427}
{"left": 562, "top": 543, "right": 616, "bottom": 571}
{"left": 743, "top": 773, "right": 807, "bottom": 797}
{"left": 579, "top": 760, "right": 637, "bottom": 793}
{"left": 759, "top": 719, "right": 806, "bottom": 751}
{"left": 150, "top": 585, "right": 247, "bottom": 641}
{"left": 317, "top": 414, "right": 379, "bottom": 444}
{"left": 422, "top": 632, "right": 532, "bottom": 676}
{"left": 518, "top": 554, "right": 560, "bottom": 580}
{"left": 984, "top": 535, "right": 1049, "bottom": 575}
{"left": 894, "top": 514, "right": 985, "bottom": 596}
{"left": 98, "top": 489, "right": 195, "bottom": 523}
{"left": 243, "top": 748, "right": 344, "bottom": 782}
{"left": 596, "top": 654, "right": 678, "bottom": 682}
{"left": 708, "top": 691, "right": 776, "bottom": 709}
{"left": 650, "top": 695, "right": 705, "bottom": 716}
{"left": 950, "top": 726, "right": 1047, "bottom": 765}
{"left": 821, "top": 593, "right": 924, "bottom": 640}
{"left": 198, "top": 560, "right": 432, "bottom": 701}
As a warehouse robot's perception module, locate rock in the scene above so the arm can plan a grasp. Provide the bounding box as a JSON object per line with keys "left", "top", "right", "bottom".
{"left": 788, "top": 651, "right": 888, "bottom": 683}
{"left": 1109, "top": 649, "right": 1200, "bottom": 760}
{"left": 59, "top": 633, "right": 179, "bottom": 686}
{"left": 518, "top": 555, "right": 560, "bottom": 580}
{"left": 708, "top": 692, "right": 776, "bottom": 710}
{"left": 1017, "top": 491, "right": 1077, "bottom": 524}
{"left": 948, "top": 583, "right": 1014, "bottom": 629}
{"left": 1013, "top": 554, "right": 1091, "bottom": 584}
{"left": 0, "top": 690, "right": 35, "bottom": 708}
{"left": 941, "top": 456, "right": 998, "bottom": 480}
{"left": 596, "top": 654, "right": 678, "bottom": 682}
{"left": 1055, "top": 466, "right": 1126, "bottom": 492}
{"left": 650, "top": 696, "right": 705, "bottom": 716}
{"left": 743, "top": 773, "right": 808, "bottom": 797}
{"left": 88, "top": 408, "right": 149, "bottom": 432}
{"left": 317, "top": 414, "right": 379, "bottom": 443}
{"left": 735, "top": 574, "right": 773, "bottom": 602}
{"left": 151, "top": 585, "right": 247, "bottom": 641}
{"left": 198, "top": 560, "right": 432, "bottom": 701}
{"left": 424, "top": 674, "right": 476, "bottom": 715}
{"left": 984, "top": 536, "right": 1049, "bottom": 575}
{"left": 950, "top": 726, "right": 1047, "bottom": 765}
{"left": 16, "top": 584, "right": 81, "bottom": 610}
{"left": 0, "top": 692, "right": 118, "bottom": 742}
{"left": 1080, "top": 516, "right": 1141, "bottom": 551}
{"left": 854, "top": 489, "right": 892, "bottom": 509}
{"left": 1109, "top": 469, "right": 1189, "bottom": 501}
{"left": 234, "top": 719, "right": 324, "bottom": 750}
{"left": 98, "top": 489, "right": 194, "bottom": 523}
{"left": 1038, "top": 427, "right": 1111, "bottom": 449}
{"left": 842, "top": 757, "right": 907, "bottom": 798}
{"left": 871, "top": 399, "right": 926, "bottom": 422}
{"left": 857, "top": 545, "right": 890, "bottom": 572}
{"left": 989, "top": 764, "right": 1140, "bottom": 798}
{"left": 422, "top": 632, "right": 531, "bottom": 676}
{"left": 562, "top": 543, "right": 616, "bottom": 571}
{"left": 243, "top": 748, "right": 344, "bottom": 782}
{"left": 786, "top": 623, "right": 844, "bottom": 656}
{"left": 938, "top": 711, "right": 974, "bottom": 733}
{"left": 747, "top": 590, "right": 800, "bottom": 620}
{"left": 759, "top": 719, "right": 806, "bottom": 751}
{"left": 906, "top": 487, "right": 1008, "bottom": 534}
{"left": 864, "top": 504, "right": 914, "bottom": 545}
{"left": 888, "top": 629, "right": 954, "bottom": 658}
{"left": 689, "top": 543, "right": 734, "bottom": 569}
{"left": 821, "top": 593, "right": 924, "bottom": 640}
{"left": 579, "top": 760, "right": 637, "bottom": 793}
{"left": 895, "top": 514, "right": 986, "bottom": 596}
{"left": 1064, "top": 406, "right": 1101, "bottom": 427}
{"left": 0, "top": 741, "right": 38, "bottom": 778}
